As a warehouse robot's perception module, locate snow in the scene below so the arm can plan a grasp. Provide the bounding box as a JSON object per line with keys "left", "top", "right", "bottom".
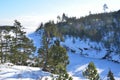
{"left": 28, "top": 30, "right": 43, "bottom": 56}
{"left": 0, "top": 52, "right": 120, "bottom": 80}
{"left": 67, "top": 52, "right": 120, "bottom": 80}
{"left": 0, "top": 63, "right": 51, "bottom": 80}
{"left": 110, "top": 52, "right": 120, "bottom": 62}
{"left": 26, "top": 32, "right": 120, "bottom": 80}
{"left": 61, "top": 36, "right": 106, "bottom": 58}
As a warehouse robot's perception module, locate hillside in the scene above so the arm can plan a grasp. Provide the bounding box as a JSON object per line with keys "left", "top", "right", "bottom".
{"left": 0, "top": 53, "right": 120, "bottom": 80}
{"left": 35, "top": 10, "right": 120, "bottom": 63}
{"left": 28, "top": 10, "right": 120, "bottom": 79}
{"left": 28, "top": 31, "right": 120, "bottom": 80}
{"left": 0, "top": 10, "right": 120, "bottom": 80}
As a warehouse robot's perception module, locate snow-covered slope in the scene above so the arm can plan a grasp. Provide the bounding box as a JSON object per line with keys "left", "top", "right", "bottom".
{"left": 27, "top": 32, "right": 120, "bottom": 80}
{"left": 0, "top": 63, "right": 51, "bottom": 80}
{"left": 0, "top": 52, "right": 120, "bottom": 80}
{"left": 68, "top": 52, "right": 120, "bottom": 80}
{"left": 61, "top": 36, "right": 106, "bottom": 58}
{"left": 28, "top": 31, "right": 43, "bottom": 56}
{"left": 61, "top": 36, "right": 120, "bottom": 63}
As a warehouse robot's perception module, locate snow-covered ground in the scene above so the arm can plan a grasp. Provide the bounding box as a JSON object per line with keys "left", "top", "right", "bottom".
{"left": 27, "top": 32, "right": 120, "bottom": 80}
{"left": 68, "top": 52, "right": 120, "bottom": 80}
{"left": 61, "top": 36, "right": 120, "bottom": 62}
{"left": 0, "top": 52, "right": 120, "bottom": 80}
{"left": 0, "top": 63, "right": 51, "bottom": 80}
{"left": 61, "top": 36, "right": 106, "bottom": 58}
{"left": 0, "top": 32, "right": 115, "bottom": 80}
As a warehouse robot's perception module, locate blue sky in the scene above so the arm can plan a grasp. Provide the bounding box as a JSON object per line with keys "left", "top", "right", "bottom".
{"left": 0, "top": 0, "right": 120, "bottom": 33}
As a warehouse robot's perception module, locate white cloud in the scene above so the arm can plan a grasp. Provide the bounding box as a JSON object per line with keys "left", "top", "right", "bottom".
{"left": 0, "top": 14, "right": 57, "bottom": 34}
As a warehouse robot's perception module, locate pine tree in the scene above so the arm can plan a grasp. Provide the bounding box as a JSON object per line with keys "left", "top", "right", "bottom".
{"left": 107, "top": 70, "right": 115, "bottom": 80}
{"left": 103, "top": 4, "right": 108, "bottom": 12}
{"left": 10, "top": 20, "right": 36, "bottom": 65}
{"left": 49, "top": 44, "right": 70, "bottom": 80}
{"left": 37, "top": 34, "right": 49, "bottom": 71}
{"left": 0, "top": 26, "right": 15, "bottom": 63}
{"left": 3, "top": 34, "right": 11, "bottom": 62}
{"left": 62, "top": 13, "right": 68, "bottom": 22}
{"left": 0, "top": 29, "right": 4, "bottom": 63}
{"left": 83, "top": 62, "right": 100, "bottom": 80}
{"left": 48, "top": 44, "right": 69, "bottom": 73}
{"left": 37, "top": 21, "right": 62, "bottom": 71}
{"left": 37, "top": 21, "right": 71, "bottom": 79}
